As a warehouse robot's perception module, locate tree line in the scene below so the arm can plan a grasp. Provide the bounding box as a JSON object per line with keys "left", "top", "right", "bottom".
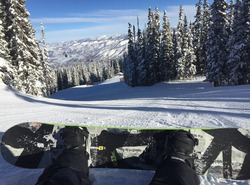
{"left": 0, "top": 0, "right": 249, "bottom": 97}
{"left": 0, "top": 0, "right": 53, "bottom": 96}
{"left": 124, "top": 0, "right": 249, "bottom": 87}
{"left": 54, "top": 58, "right": 123, "bottom": 91}
{"left": 0, "top": 0, "right": 124, "bottom": 96}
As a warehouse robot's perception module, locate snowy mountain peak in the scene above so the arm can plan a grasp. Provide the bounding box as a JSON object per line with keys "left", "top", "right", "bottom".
{"left": 48, "top": 34, "right": 128, "bottom": 67}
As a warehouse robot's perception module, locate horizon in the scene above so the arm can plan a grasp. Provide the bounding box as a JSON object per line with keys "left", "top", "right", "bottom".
{"left": 25, "top": 0, "right": 205, "bottom": 43}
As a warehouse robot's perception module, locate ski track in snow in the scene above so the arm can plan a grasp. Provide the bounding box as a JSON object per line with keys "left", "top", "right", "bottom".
{"left": 0, "top": 76, "right": 250, "bottom": 185}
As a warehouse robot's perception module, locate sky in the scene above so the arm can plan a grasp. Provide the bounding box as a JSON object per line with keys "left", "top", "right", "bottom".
{"left": 25, "top": 0, "right": 205, "bottom": 43}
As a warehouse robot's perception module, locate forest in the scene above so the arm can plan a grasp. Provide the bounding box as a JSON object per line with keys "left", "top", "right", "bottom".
{"left": 0, "top": 0, "right": 249, "bottom": 96}
{"left": 124, "top": 0, "right": 249, "bottom": 87}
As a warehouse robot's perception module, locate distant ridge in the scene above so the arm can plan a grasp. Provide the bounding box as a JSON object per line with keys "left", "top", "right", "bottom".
{"left": 47, "top": 34, "right": 128, "bottom": 67}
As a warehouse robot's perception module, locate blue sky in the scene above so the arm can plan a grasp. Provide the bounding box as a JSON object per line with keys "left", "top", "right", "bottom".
{"left": 25, "top": 0, "right": 204, "bottom": 43}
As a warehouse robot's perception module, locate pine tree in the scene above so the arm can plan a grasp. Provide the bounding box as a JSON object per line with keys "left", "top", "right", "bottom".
{"left": 172, "top": 29, "right": 178, "bottom": 80}
{"left": 153, "top": 7, "right": 161, "bottom": 82}
{"left": 39, "top": 23, "right": 53, "bottom": 96}
{"left": 0, "top": 0, "right": 13, "bottom": 84}
{"left": 96, "top": 60, "right": 102, "bottom": 82}
{"left": 81, "top": 62, "right": 90, "bottom": 84}
{"left": 107, "top": 59, "right": 115, "bottom": 79}
{"left": 182, "top": 15, "right": 190, "bottom": 79}
{"left": 186, "top": 23, "right": 197, "bottom": 79}
{"left": 182, "top": 16, "right": 196, "bottom": 79}
{"left": 135, "top": 18, "right": 147, "bottom": 86}
{"left": 0, "top": 1, "right": 9, "bottom": 60}
{"left": 3, "top": 0, "right": 46, "bottom": 95}
{"left": 193, "top": 0, "right": 203, "bottom": 75}
{"left": 72, "top": 67, "right": 80, "bottom": 86}
{"left": 125, "top": 23, "right": 137, "bottom": 86}
{"left": 160, "top": 11, "right": 174, "bottom": 81}
{"left": 55, "top": 68, "right": 63, "bottom": 91}
{"left": 228, "top": 0, "right": 235, "bottom": 34}
{"left": 175, "top": 5, "right": 185, "bottom": 80}
{"left": 201, "top": 0, "right": 211, "bottom": 75}
{"left": 145, "top": 7, "right": 158, "bottom": 85}
{"left": 55, "top": 67, "right": 69, "bottom": 90}
{"left": 227, "top": 0, "right": 250, "bottom": 85}
{"left": 241, "top": 0, "right": 250, "bottom": 84}
{"left": 205, "top": 0, "right": 229, "bottom": 86}
{"left": 77, "top": 62, "right": 85, "bottom": 85}
{"left": 62, "top": 68, "right": 70, "bottom": 89}
{"left": 112, "top": 59, "right": 120, "bottom": 74}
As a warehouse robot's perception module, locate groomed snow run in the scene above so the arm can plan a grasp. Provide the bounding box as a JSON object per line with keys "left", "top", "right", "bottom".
{"left": 1, "top": 76, "right": 250, "bottom": 185}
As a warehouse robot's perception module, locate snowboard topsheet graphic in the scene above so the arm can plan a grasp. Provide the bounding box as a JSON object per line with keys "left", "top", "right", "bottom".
{"left": 1, "top": 122, "right": 250, "bottom": 180}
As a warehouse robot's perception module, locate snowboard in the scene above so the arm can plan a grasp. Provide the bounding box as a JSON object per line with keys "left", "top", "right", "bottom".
{"left": 1, "top": 122, "right": 250, "bottom": 180}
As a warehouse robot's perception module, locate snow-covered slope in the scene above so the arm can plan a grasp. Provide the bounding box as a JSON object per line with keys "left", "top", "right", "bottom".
{"left": 0, "top": 76, "right": 250, "bottom": 185}
{"left": 1, "top": 76, "right": 249, "bottom": 129}
{"left": 48, "top": 34, "right": 128, "bottom": 66}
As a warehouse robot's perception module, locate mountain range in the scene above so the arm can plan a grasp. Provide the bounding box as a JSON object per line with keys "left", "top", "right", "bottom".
{"left": 47, "top": 34, "right": 128, "bottom": 67}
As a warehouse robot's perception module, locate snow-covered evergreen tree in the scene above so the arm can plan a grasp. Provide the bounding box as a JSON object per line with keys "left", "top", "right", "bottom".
{"left": 201, "top": 0, "right": 211, "bottom": 75}
{"left": 0, "top": 0, "right": 13, "bottom": 84}
{"left": 182, "top": 15, "right": 190, "bottom": 77}
{"left": 185, "top": 23, "right": 197, "bottom": 78}
{"left": 228, "top": 0, "right": 235, "bottom": 34}
{"left": 3, "top": 0, "right": 46, "bottom": 95}
{"left": 125, "top": 23, "right": 137, "bottom": 86}
{"left": 55, "top": 68, "right": 63, "bottom": 91}
{"left": 160, "top": 10, "right": 174, "bottom": 81}
{"left": 175, "top": 5, "right": 185, "bottom": 80}
{"left": 112, "top": 59, "right": 121, "bottom": 75}
{"left": 0, "top": 1, "right": 9, "bottom": 60}
{"left": 152, "top": 7, "right": 161, "bottom": 82}
{"left": 107, "top": 59, "right": 115, "bottom": 79}
{"left": 0, "top": 57, "right": 13, "bottom": 85}
{"left": 172, "top": 29, "right": 178, "bottom": 80}
{"left": 227, "top": 0, "right": 250, "bottom": 85}
{"left": 77, "top": 63, "right": 84, "bottom": 85}
{"left": 135, "top": 18, "right": 147, "bottom": 86}
{"left": 39, "top": 23, "right": 54, "bottom": 96}
{"left": 81, "top": 62, "right": 90, "bottom": 84}
{"left": 145, "top": 7, "right": 158, "bottom": 85}
{"left": 72, "top": 67, "right": 80, "bottom": 86}
{"left": 101, "top": 60, "right": 114, "bottom": 81}
{"left": 55, "top": 67, "right": 70, "bottom": 90}
{"left": 182, "top": 16, "right": 197, "bottom": 79}
{"left": 205, "top": 0, "right": 229, "bottom": 86}
{"left": 193, "top": 0, "right": 203, "bottom": 75}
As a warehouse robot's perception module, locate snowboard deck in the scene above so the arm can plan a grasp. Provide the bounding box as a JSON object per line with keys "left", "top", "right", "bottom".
{"left": 1, "top": 122, "right": 250, "bottom": 180}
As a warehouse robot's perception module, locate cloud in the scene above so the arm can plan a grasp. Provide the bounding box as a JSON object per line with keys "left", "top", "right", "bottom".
{"left": 32, "top": 16, "right": 135, "bottom": 24}
{"left": 31, "top": 5, "right": 196, "bottom": 26}
{"left": 44, "top": 24, "right": 128, "bottom": 43}
{"left": 33, "top": 5, "right": 197, "bottom": 43}
{"left": 31, "top": 9, "right": 148, "bottom": 24}
{"left": 70, "top": 9, "right": 148, "bottom": 18}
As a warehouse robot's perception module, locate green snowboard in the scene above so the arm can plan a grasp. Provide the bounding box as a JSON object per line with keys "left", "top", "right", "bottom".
{"left": 1, "top": 122, "right": 250, "bottom": 180}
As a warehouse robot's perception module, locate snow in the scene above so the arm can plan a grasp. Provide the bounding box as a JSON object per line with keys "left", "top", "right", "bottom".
{"left": 48, "top": 34, "right": 127, "bottom": 67}
{"left": 0, "top": 76, "right": 250, "bottom": 185}
{"left": 0, "top": 57, "right": 10, "bottom": 70}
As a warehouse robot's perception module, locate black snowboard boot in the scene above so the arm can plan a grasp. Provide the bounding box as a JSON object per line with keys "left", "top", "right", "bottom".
{"left": 36, "top": 126, "right": 91, "bottom": 185}
{"left": 62, "top": 126, "right": 89, "bottom": 150}
{"left": 166, "top": 130, "right": 199, "bottom": 169}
